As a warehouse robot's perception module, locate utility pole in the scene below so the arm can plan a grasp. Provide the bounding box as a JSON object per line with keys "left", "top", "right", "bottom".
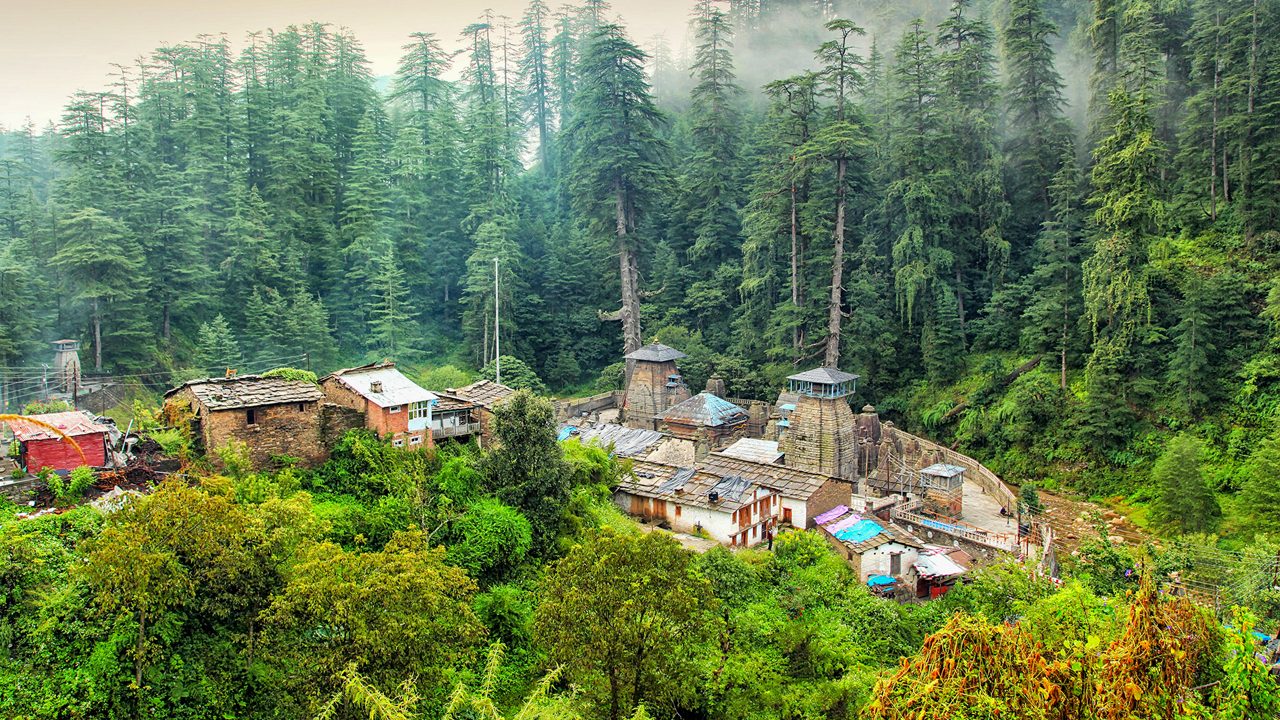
{"left": 494, "top": 257, "right": 501, "bottom": 385}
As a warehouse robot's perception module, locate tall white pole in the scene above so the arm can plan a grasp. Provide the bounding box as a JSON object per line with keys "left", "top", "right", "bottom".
{"left": 494, "top": 257, "right": 501, "bottom": 385}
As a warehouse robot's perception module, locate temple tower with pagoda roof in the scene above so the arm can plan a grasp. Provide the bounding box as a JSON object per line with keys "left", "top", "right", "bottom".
{"left": 779, "top": 367, "right": 859, "bottom": 484}
{"left": 621, "top": 343, "right": 691, "bottom": 430}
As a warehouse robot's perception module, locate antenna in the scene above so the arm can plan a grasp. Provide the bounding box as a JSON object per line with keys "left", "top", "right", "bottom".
{"left": 494, "top": 257, "right": 501, "bottom": 385}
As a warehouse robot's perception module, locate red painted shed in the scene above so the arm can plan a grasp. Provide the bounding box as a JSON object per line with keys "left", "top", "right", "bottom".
{"left": 6, "top": 411, "right": 109, "bottom": 473}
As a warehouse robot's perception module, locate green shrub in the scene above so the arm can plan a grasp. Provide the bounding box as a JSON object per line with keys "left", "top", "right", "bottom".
{"left": 260, "top": 367, "right": 318, "bottom": 384}
{"left": 21, "top": 399, "right": 73, "bottom": 415}
{"left": 45, "top": 465, "right": 95, "bottom": 506}
{"left": 446, "top": 498, "right": 533, "bottom": 583}
{"left": 146, "top": 427, "right": 190, "bottom": 457}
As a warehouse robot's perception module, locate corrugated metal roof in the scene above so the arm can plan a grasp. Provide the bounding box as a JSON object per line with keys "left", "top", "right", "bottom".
{"left": 623, "top": 343, "right": 687, "bottom": 362}
{"left": 718, "top": 438, "right": 783, "bottom": 464}
{"left": 167, "top": 375, "right": 324, "bottom": 410}
{"left": 787, "top": 367, "right": 860, "bottom": 384}
{"left": 327, "top": 364, "right": 436, "bottom": 407}
{"left": 662, "top": 392, "right": 748, "bottom": 427}
{"left": 920, "top": 463, "right": 967, "bottom": 478}
{"left": 567, "top": 423, "right": 665, "bottom": 457}
{"left": 450, "top": 379, "right": 516, "bottom": 408}
{"left": 6, "top": 411, "right": 109, "bottom": 441}
{"left": 913, "top": 553, "right": 967, "bottom": 578}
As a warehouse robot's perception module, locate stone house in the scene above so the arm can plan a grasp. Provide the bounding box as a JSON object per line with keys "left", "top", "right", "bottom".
{"left": 616, "top": 458, "right": 779, "bottom": 547}
{"left": 321, "top": 362, "right": 436, "bottom": 449}
{"left": 703, "top": 450, "right": 850, "bottom": 530}
{"left": 437, "top": 379, "right": 517, "bottom": 444}
{"left": 816, "top": 508, "right": 924, "bottom": 583}
{"left": 163, "top": 375, "right": 331, "bottom": 469}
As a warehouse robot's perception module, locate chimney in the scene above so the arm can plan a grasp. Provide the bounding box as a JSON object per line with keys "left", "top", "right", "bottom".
{"left": 370, "top": 381, "right": 384, "bottom": 393}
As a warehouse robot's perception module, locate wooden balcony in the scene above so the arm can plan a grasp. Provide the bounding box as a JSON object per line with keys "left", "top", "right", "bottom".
{"left": 432, "top": 422, "right": 482, "bottom": 439}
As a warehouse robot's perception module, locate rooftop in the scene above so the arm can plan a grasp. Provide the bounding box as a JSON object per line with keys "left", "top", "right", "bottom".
{"left": 662, "top": 392, "right": 748, "bottom": 428}
{"left": 621, "top": 458, "right": 765, "bottom": 512}
{"left": 563, "top": 423, "right": 665, "bottom": 457}
{"left": 717, "top": 437, "right": 783, "bottom": 464}
{"left": 623, "top": 343, "right": 687, "bottom": 363}
{"left": 921, "top": 463, "right": 967, "bottom": 478}
{"left": 167, "top": 374, "right": 324, "bottom": 411}
{"left": 787, "top": 367, "right": 860, "bottom": 384}
{"left": 448, "top": 379, "right": 517, "bottom": 408}
{"left": 325, "top": 363, "right": 436, "bottom": 407}
{"left": 5, "top": 411, "right": 109, "bottom": 441}
{"left": 703, "top": 452, "right": 838, "bottom": 501}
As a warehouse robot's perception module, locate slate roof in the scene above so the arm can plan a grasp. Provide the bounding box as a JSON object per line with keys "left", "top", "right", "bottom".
{"left": 620, "top": 459, "right": 764, "bottom": 512}
{"left": 325, "top": 363, "right": 436, "bottom": 407}
{"left": 703, "top": 452, "right": 839, "bottom": 501}
{"left": 432, "top": 393, "right": 475, "bottom": 413}
{"left": 565, "top": 423, "right": 665, "bottom": 457}
{"left": 663, "top": 392, "right": 748, "bottom": 428}
{"left": 449, "top": 379, "right": 516, "bottom": 408}
{"left": 787, "top": 367, "right": 860, "bottom": 384}
{"left": 718, "top": 438, "right": 783, "bottom": 464}
{"left": 6, "top": 411, "right": 109, "bottom": 441}
{"left": 167, "top": 375, "right": 324, "bottom": 411}
{"left": 623, "top": 343, "right": 687, "bottom": 363}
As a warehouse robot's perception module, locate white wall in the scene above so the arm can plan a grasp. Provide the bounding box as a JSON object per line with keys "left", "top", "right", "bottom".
{"left": 613, "top": 489, "right": 777, "bottom": 547}
{"left": 780, "top": 496, "right": 808, "bottom": 529}
{"left": 856, "top": 542, "right": 920, "bottom": 582}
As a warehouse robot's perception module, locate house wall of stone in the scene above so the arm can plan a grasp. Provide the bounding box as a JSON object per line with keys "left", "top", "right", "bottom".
{"left": 201, "top": 401, "right": 327, "bottom": 470}
{"left": 319, "top": 403, "right": 366, "bottom": 447}
{"left": 802, "top": 478, "right": 854, "bottom": 529}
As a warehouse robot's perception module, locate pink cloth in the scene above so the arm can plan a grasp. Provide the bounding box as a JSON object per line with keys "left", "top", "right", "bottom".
{"left": 814, "top": 505, "right": 849, "bottom": 525}
{"left": 825, "top": 513, "right": 864, "bottom": 533}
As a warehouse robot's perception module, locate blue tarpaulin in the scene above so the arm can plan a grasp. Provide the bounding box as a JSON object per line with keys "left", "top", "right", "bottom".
{"left": 867, "top": 575, "right": 896, "bottom": 587}
{"left": 835, "top": 519, "right": 883, "bottom": 544}
{"left": 557, "top": 426, "right": 576, "bottom": 442}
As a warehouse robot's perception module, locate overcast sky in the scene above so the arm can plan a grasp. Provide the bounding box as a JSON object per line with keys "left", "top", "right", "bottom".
{"left": 1, "top": 0, "right": 696, "bottom": 130}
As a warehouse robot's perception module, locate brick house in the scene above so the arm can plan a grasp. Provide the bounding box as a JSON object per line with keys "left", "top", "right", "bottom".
{"left": 163, "top": 375, "right": 328, "bottom": 469}
{"left": 320, "top": 362, "right": 437, "bottom": 449}
{"left": 5, "top": 411, "right": 109, "bottom": 473}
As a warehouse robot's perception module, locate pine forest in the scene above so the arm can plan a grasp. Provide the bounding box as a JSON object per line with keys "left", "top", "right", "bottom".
{"left": 2, "top": 0, "right": 1280, "bottom": 717}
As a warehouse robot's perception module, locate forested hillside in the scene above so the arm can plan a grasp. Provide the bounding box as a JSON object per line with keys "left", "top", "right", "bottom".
{"left": 1, "top": 0, "right": 1279, "bottom": 516}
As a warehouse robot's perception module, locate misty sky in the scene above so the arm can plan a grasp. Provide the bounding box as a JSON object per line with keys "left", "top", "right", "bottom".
{"left": 1, "top": 0, "right": 697, "bottom": 130}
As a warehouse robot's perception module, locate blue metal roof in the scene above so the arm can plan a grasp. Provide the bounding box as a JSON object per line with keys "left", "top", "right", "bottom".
{"left": 662, "top": 392, "right": 748, "bottom": 427}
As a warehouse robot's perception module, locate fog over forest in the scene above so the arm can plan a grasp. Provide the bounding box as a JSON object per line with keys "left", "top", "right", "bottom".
{"left": 3, "top": 0, "right": 1280, "bottom": 716}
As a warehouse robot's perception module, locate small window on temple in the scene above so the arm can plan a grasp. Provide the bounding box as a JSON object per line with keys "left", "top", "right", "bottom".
{"left": 246, "top": 408, "right": 257, "bottom": 425}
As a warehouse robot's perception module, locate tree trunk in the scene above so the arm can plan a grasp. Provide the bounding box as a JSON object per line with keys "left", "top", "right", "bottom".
{"left": 616, "top": 183, "right": 642, "bottom": 353}
{"left": 790, "top": 178, "right": 802, "bottom": 357}
{"left": 162, "top": 304, "right": 171, "bottom": 343}
{"left": 954, "top": 268, "right": 967, "bottom": 347}
{"left": 824, "top": 159, "right": 846, "bottom": 368}
{"left": 608, "top": 666, "right": 620, "bottom": 720}
{"left": 135, "top": 608, "right": 146, "bottom": 689}
{"left": 93, "top": 298, "right": 103, "bottom": 372}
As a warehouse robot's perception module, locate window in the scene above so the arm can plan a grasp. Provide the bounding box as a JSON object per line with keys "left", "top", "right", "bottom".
{"left": 392, "top": 438, "right": 405, "bottom": 447}
{"left": 675, "top": 505, "right": 681, "bottom": 518}
{"left": 246, "top": 408, "right": 256, "bottom": 425}
{"left": 890, "top": 553, "right": 901, "bottom": 576}
{"left": 409, "top": 401, "right": 429, "bottom": 420}
{"left": 388, "top": 405, "right": 403, "bottom": 414}
{"left": 409, "top": 436, "right": 422, "bottom": 445}
{"left": 297, "top": 403, "right": 306, "bottom": 412}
